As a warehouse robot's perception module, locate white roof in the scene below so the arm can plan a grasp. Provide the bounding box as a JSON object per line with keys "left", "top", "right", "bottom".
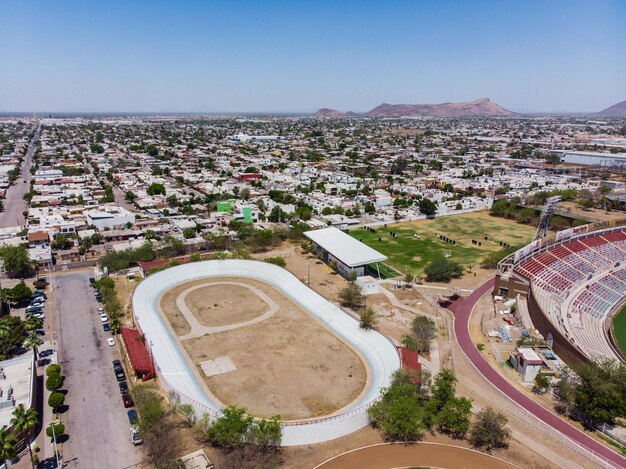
{"left": 304, "top": 227, "right": 387, "bottom": 267}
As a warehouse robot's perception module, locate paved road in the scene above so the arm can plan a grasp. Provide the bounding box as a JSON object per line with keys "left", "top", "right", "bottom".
{"left": 448, "top": 278, "right": 626, "bottom": 469}
{"left": 54, "top": 271, "right": 147, "bottom": 469}
{"left": 0, "top": 127, "right": 39, "bottom": 228}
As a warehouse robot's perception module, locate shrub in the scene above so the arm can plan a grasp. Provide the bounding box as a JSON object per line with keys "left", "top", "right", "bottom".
{"left": 46, "top": 422, "right": 65, "bottom": 438}
{"left": 48, "top": 392, "right": 65, "bottom": 410}
{"left": 264, "top": 257, "right": 286, "bottom": 267}
{"left": 46, "top": 364, "right": 61, "bottom": 376}
{"left": 45, "top": 372, "right": 64, "bottom": 391}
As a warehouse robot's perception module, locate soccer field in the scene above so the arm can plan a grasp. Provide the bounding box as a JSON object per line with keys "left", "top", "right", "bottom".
{"left": 350, "top": 211, "right": 536, "bottom": 276}
{"left": 612, "top": 305, "right": 626, "bottom": 358}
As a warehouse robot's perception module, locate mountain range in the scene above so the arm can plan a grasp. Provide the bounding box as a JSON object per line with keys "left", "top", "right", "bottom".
{"left": 597, "top": 100, "right": 626, "bottom": 117}
{"left": 314, "top": 97, "right": 626, "bottom": 118}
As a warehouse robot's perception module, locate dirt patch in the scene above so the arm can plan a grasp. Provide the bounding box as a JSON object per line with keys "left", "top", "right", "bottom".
{"left": 184, "top": 283, "right": 269, "bottom": 327}
{"left": 164, "top": 277, "right": 368, "bottom": 420}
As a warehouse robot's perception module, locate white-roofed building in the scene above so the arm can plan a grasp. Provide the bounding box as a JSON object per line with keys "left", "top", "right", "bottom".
{"left": 85, "top": 206, "right": 136, "bottom": 231}
{"left": 304, "top": 227, "right": 387, "bottom": 278}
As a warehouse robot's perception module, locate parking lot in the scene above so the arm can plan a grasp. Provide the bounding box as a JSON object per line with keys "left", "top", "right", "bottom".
{"left": 52, "top": 270, "right": 147, "bottom": 468}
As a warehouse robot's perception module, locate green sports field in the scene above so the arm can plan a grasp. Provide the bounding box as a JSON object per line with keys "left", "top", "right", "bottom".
{"left": 350, "top": 211, "right": 536, "bottom": 277}
{"left": 613, "top": 305, "right": 626, "bottom": 357}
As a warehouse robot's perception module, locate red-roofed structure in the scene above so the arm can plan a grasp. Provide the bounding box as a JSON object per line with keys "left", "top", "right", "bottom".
{"left": 398, "top": 346, "right": 421, "bottom": 384}
{"left": 120, "top": 327, "right": 155, "bottom": 380}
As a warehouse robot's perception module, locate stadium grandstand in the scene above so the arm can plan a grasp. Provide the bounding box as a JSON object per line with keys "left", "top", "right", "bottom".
{"left": 495, "top": 223, "right": 626, "bottom": 365}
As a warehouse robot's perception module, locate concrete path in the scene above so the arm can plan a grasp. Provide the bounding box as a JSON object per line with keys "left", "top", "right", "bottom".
{"left": 175, "top": 281, "right": 278, "bottom": 340}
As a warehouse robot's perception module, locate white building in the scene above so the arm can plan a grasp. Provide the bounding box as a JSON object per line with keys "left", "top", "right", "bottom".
{"left": 86, "top": 206, "right": 136, "bottom": 230}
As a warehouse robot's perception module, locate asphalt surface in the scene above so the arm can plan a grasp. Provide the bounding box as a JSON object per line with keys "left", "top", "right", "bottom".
{"left": 0, "top": 128, "right": 39, "bottom": 228}
{"left": 54, "top": 270, "right": 147, "bottom": 469}
{"left": 449, "top": 278, "right": 626, "bottom": 469}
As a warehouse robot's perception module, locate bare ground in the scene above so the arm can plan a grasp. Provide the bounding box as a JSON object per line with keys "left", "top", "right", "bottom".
{"left": 162, "top": 277, "right": 368, "bottom": 420}
{"left": 185, "top": 283, "right": 269, "bottom": 327}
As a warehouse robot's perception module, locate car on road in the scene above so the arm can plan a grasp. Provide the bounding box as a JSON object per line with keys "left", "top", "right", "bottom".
{"left": 107, "top": 337, "right": 115, "bottom": 346}
{"left": 122, "top": 393, "right": 134, "bottom": 408}
{"left": 119, "top": 381, "right": 128, "bottom": 394}
{"left": 130, "top": 425, "right": 143, "bottom": 446}
{"left": 103, "top": 323, "right": 111, "bottom": 332}
{"left": 127, "top": 409, "right": 138, "bottom": 425}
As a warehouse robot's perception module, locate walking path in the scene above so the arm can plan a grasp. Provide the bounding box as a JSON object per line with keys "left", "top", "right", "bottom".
{"left": 448, "top": 277, "right": 626, "bottom": 469}
{"left": 173, "top": 281, "right": 278, "bottom": 339}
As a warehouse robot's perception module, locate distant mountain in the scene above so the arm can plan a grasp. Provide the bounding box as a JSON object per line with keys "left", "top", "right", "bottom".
{"left": 313, "top": 108, "right": 349, "bottom": 117}
{"left": 597, "top": 100, "right": 626, "bottom": 117}
{"left": 366, "top": 98, "right": 514, "bottom": 117}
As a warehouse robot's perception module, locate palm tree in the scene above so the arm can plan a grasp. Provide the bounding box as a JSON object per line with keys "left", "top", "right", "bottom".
{"left": 0, "top": 426, "right": 17, "bottom": 468}
{"left": 10, "top": 405, "right": 38, "bottom": 468}
{"left": 23, "top": 333, "right": 43, "bottom": 359}
{"left": 24, "top": 316, "right": 43, "bottom": 332}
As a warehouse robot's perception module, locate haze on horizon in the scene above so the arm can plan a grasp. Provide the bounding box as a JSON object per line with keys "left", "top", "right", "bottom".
{"left": 0, "top": 0, "right": 624, "bottom": 114}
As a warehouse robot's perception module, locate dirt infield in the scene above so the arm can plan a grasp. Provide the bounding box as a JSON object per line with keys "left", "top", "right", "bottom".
{"left": 314, "top": 442, "right": 521, "bottom": 469}
{"left": 184, "top": 283, "right": 269, "bottom": 328}
{"left": 160, "top": 276, "right": 368, "bottom": 420}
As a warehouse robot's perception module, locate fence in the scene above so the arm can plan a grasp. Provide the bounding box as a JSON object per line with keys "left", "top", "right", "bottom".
{"left": 457, "top": 377, "right": 617, "bottom": 469}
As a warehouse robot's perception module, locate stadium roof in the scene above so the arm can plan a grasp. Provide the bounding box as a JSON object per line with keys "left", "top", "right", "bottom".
{"left": 304, "top": 227, "right": 387, "bottom": 267}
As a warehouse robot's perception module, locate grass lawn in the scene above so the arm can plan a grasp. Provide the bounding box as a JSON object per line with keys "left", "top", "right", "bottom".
{"left": 350, "top": 211, "right": 536, "bottom": 276}
{"left": 612, "top": 305, "right": 626, "bottom": 358}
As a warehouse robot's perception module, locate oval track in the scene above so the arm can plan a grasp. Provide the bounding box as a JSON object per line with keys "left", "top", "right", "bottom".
{"left": 132, "top": 259, "right": 400, "bottom": 445}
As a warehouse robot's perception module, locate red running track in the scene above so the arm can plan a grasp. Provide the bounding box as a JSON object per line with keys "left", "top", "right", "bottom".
{"left": 449, "top": 277, "right": 626, "bottom": 469}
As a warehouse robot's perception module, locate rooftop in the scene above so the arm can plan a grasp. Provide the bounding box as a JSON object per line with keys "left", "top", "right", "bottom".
{"left": 304, "top": 227, "right": 387, "bottom": 267}
{"left": 0, "top": 354, "right": 36, "bottom": 428}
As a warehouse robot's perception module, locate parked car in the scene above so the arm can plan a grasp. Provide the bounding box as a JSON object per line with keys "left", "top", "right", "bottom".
{"left": 113, "top": 359, "right": 122, "bottom": 372}
{"left": 103, "top": 323, "right": 111, "bottom": 332}
{"left": 31, "top": 290, "right": 47, "bottom": 300}
{"left": 30, "top": 297, "right": 45, "bottom": 305}
{"left": 127, "top": 409, "right": 138, "bottom": 425}
{"left": 119, "top": 381, "right": 128, "bottom": 394}
{"left": 39, "top": 349, "right": 54, "bottom": 358}
{"left": 122, "top": 393, "right": 134, "bottom": 408}
{"left": 100, "top": 315, "right": 108, "bottom": 322}
{"left": 130, "top": 425, "right": 143, "bottom": 446}
{"left": 107, "top": 337, "right": 115, "bottom": 346}
{"left": 116, "top": 369, "right": 126, "bottom": 382}
{"left": 89, "top": 277, "right": 95, "bottom": 285}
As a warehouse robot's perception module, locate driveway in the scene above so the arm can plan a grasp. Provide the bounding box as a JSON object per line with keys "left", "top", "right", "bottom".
{"left": 0, "top": 127, "right": 38, "bottom": 228}
{"left": 53, "top": 270, "right": 147, "bottom": 468}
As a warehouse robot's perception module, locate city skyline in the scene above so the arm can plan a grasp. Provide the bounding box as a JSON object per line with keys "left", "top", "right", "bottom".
{"left": 1, "top": 0, "right": 625, "bottom": 113}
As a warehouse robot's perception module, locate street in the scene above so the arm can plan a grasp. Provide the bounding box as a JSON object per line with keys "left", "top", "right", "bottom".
{"left": 0, "top": 127, "right": 39, "bottom": 229}
{"left": 53, "top": 270, "right": 147, "bottom": 469}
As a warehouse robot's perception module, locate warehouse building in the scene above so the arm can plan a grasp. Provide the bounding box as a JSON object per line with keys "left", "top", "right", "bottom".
{"left": 304, "top": 227, "right": 387, "bottom": 278}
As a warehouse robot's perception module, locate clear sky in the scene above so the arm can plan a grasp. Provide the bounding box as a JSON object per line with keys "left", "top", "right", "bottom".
{"left": 1, "top": 0, "right": 624, "bottom": 113}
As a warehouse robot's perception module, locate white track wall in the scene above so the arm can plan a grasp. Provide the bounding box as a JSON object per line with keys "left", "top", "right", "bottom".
{"left": 132, "top": 259, "right": 400, "bottom": 446}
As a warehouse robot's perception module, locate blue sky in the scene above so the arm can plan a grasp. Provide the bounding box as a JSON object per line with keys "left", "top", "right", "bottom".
{"left": 0, "top": 0, "right": 624, "bottom": 113}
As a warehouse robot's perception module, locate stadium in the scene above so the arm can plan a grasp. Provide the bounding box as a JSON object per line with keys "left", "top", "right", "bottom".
{"left": 495, "top": 222, "right": 626, "bottom": 365}
{"left": 131, "top": 259, "right": 401, "bottom": 446}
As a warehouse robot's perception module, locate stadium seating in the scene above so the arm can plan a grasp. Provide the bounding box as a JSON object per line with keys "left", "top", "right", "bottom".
{"left": 514, "top": 229, "right": 626, "bottom": 361}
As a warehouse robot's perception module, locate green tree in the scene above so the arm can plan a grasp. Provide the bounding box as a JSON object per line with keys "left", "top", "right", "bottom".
{"left": 424, "top": 257, "right": 463, "bottom": 282}
{"left": 206, "top": 405, "right": 253, "bottom": 448}
{"left": 534, "top": 374, "right": 550, "bottom": 394}
{"left": 10, "top": 404, "right": 38, "bottom": 468}
{"left": 435, "top": 396, "right": 473, "bottom": 437}
{"left": 124, "top": 191, "right": 137, "bottom": 202}
{"left": 51, "top": 234, "right": 71, "bottom": 250}
{"left": 251, "top": 415, "right": 282, "bottom": 449}
{"left": 553, "top": 369, "right": 576, "bottom": 415}
{"left": 469, "top": 407, "right": 511, "bottom": 450}
{"left": 410, "top": 315, "right": 437, "bottom": 353}
{"left": 24, "top": 333, "right": 43, "bottom": 358}
{"left": 574, "top": 359, "right": 626, "bottom": 423}
{"left": 0, "top": 245, "right": 35, "bottom": 278}
{"left": 0, "top": 426, "right": 17, "bottom": 469}
{"left": 182, "top": 228, "right": 196, "bottom": 239}
{"left": 46, "top": 364, "right": 61, "bottom": 376}
{"left": 24, "top": 315, "right": 43, "bottom": 332}
{"left": 338, "top": 282, "right": 365, "bottom": 309}
{"left": 6, "top": 281, "right": 32, "bottom": 304}
{"left": 368, "top": 373, "right": 426, "bottom": 442}
{"left": 48, "top": 392, "right": 65, "bottom": 412}
{"left": 0, "top": 316, "right": 26, "bottom": 359}
{"left": 146, "top": 183, "right": 166, "bottom": 196}
{"left": 359, "top": 307, "right": 378, "bottom": 329}
{"left": 45, "top": 422, "right": 65, "bottom": 439}
{"left": 45, "top": 372, "right": 64, "bottom": 391}
{"left": 418, "top": 198, "right": 437, "bottom": 216}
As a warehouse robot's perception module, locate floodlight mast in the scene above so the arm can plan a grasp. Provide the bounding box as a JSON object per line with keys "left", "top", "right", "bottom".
{"left": 534, "top": 195, "right": 561, "bottom": 241}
